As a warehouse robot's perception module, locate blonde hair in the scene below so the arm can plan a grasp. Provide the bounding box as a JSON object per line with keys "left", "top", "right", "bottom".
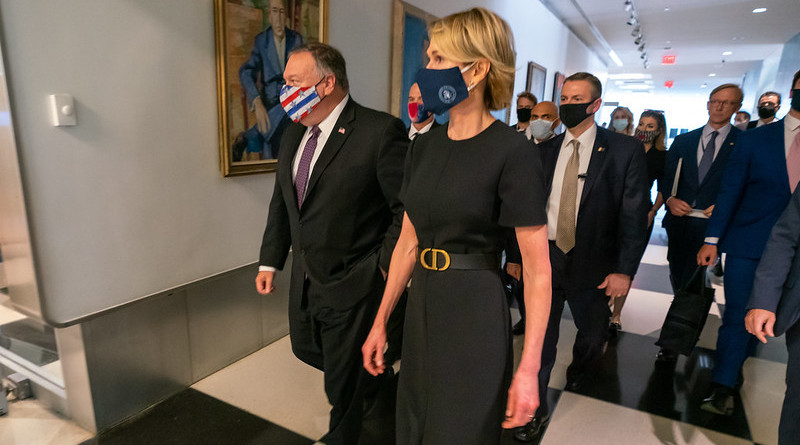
{"left": 428, "top": 8, "right": 516, "bottom": 111}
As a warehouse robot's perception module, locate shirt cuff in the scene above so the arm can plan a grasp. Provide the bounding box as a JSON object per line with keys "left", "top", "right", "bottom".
{"left": 259, "top": 265, "right": 277, "bottom": 272}
{"left": 704, "top": 237, "right": 719, "bottom": 245}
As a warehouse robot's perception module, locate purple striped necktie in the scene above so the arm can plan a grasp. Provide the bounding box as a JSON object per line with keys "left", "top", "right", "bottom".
{"left": 295, "top": 125, "right": 321, "bottom": 209}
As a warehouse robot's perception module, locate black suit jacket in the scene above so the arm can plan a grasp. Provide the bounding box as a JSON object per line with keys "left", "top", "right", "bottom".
{"left": 259, "top": 97, "right": 409, "bottom": 310}
{"left": 748, "top": 187, "right": 800, "bottom": 336}
{"left": 537, "top": 127, "right": 650, "bottom": 288}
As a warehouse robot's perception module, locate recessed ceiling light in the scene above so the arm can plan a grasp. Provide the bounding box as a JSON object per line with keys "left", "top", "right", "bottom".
{"left": 701, "top": 84, "right": 707, "bottom": 88}
{"left": 752, "top": 7, "right": 767, "bottom": 13}
{"left": 709, "top": 73, "right": 717, "bottom": 77}
{"left": 664, "top": 7, "right": 670, "bottom": 11}
{"left": 722, "top": 51, "right": 733, "bottom": 56}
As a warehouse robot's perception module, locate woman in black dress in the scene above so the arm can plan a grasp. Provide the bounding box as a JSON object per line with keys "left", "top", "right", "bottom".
{"left": 361, "top": 8, "right": 551, "bottom": 445}
{"left": 609, "top": 109, "right": 668, "bottom": 332}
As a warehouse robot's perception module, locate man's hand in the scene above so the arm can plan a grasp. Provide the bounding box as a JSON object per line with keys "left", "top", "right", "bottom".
{"left": 703, "top": 205, "right": 715, "bottom": 218}
{"left": 666, "top": 197, "right": 692, "bottom": 216}
{"left": 647, "top": 209, "right": 656, "bottom": 227}
{"left": 697, "top": 244, "right": 718, "bottom": 266}
{"left": 253, "top": 97, "right": 271, "bottom": 134}
{"left": 507, "top": 263, "right": 522, "bottom": 281}
{"left": 598, "top": 273, "right": 632, "bottom": 300}
{"left": 255, "top": 270, "right": 275, "bottom": 295}
{"left": 745, "top": 308, "right": 776, "bottom": 344}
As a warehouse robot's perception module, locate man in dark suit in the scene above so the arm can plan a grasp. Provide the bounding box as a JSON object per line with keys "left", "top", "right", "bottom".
{"left": 239, "top": 0, "right": 304, "bottom": 160}
{"left": 697, "top": 70, "right": 800, "bottom": 415}
{"left": 406, "top": 82, "right": 440, "bottom": 140}
{"left": 747, "top": 91, "right": 781, "bottom": 129}
{"left": 511, "top": 72, "right": 650, "bottom": 442}
{"left": 656, "top": 84, "right": 743, "bottom": 361}
{"left": 255, "top": 42, "right": 408, "bottom": 444}
{"left": 746, "top": 187, "right": 800, "bottom": 445}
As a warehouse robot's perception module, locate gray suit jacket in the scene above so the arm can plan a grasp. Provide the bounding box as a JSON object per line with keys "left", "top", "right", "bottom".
{"left": 748, "top": 187, "right": 800, "bottom": 336}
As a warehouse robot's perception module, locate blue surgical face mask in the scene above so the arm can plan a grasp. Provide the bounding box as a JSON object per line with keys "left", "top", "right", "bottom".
{"left": 415, "top": 63, "right": 475, "bottom": 115}
{"left": 529, "top": 119, "right": 555, "bottom": 141}
{"left": 611, "top": 118, "right": 629, "bottom": 132}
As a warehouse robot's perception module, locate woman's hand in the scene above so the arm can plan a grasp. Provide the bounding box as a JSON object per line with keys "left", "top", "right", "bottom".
{"left": 502, "top": 367, "right": 540, "bottom": 428}
{"left": 362, "top": 323, "right": 388, "bottom": 376}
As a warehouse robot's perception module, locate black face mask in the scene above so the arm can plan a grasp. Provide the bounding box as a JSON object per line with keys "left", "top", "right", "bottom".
{"left": 792, "top": 89, "right": 800, "bottom": 112}
{"left": 757, "top": 104, "right": 777, "bottom": 120}
{"left": 517, "top": 107, "right": 532, "bottom": 123}
{"left": 559, "top": 101, "right": 595, "bottom": 129}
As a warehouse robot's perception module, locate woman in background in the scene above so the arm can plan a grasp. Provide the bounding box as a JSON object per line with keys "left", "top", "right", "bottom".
{"left": 609, "top": 106, "right": 635, "bottom": 136}
{"left": 361, "top": 8, "right": 551, "bottom": 444}
{"left": 609, "top": 109, "right": 667, "bottom": 333}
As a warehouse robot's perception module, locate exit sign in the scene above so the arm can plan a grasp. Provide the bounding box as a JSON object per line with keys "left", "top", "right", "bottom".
{"left": 662, "top": 55, "right": 676, "bottom": 65}
{"left": 665, "top": 81, "right": 674, "bottom": 88}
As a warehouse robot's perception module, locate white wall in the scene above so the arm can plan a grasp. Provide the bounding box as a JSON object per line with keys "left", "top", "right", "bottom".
{"left": 333, "top": 0, "right": 606, "bottom": 112}
{"left": 0, "top": 0, "right": 606, "bottom": 324}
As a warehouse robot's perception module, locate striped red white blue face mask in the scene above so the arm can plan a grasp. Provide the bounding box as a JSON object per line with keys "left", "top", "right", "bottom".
{"left": 280, "top": 77, "right": 326, "bottom": 123}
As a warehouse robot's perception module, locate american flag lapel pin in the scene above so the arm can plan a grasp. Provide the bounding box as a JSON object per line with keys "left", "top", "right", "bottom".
{"left": 338, "top": 127, "right": 346, "bottom": 134}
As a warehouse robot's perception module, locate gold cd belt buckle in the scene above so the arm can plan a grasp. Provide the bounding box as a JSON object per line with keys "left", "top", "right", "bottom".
{"left": 420, "top": 248, "right": 451, "bottom": 271}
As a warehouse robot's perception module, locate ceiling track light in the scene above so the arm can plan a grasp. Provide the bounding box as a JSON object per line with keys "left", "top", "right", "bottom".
{"left": 634, "top": 36, "right": 642, "bottom": 45}
{"left": 638, "top": 43, "right": 646, "bottom": 52}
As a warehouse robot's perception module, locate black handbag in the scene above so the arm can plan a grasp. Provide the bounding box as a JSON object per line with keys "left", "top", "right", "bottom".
{"left": 655, "top": 266, "right": 715, "bottom": 356}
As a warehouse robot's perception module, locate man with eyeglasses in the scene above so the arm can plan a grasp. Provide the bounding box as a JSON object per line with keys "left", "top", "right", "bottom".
{"left": 697, "top": 70, "right": 800, "bottom": 417}
{"left": 239, "top": 0, "right": 303, "bottom": 160}
{"left": 656, "top": 84, "right": 743, "bottom": 363}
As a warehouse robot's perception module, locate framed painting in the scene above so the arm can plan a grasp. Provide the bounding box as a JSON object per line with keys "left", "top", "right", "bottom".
{"left": 214, "top": 0, "right": 328, "bottom": 177}
{"left": 526, "top": 61, "right": 547, "bottom": 103}
{"left": 390, "top": 0, "right": 439, "bottom": 127}
{"left": 552, "top": 71, "right": 566, "bottom": 107}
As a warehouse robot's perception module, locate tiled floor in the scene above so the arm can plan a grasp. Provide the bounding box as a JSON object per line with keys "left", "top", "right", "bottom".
{"left": 1, "top": 221, "right": 791, "bottom": 444}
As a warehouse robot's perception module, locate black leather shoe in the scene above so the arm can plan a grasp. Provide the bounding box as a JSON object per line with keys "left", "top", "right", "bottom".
{"left": 608, "top": 321, "right": 622, "bottom": 337}
{"left": 700, "top": 386, "right": 735, "bottom": 416}
{"left": 655, "top": 348, "right": 678, "bottom": 363}
{"left": 513, "top": 415, "right": 550, "bottom": 442}
{"left": 512, "top": 320, "right": 526, "bottom": 336}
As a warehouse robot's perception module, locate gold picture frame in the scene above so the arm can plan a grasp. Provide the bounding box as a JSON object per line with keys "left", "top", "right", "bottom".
{"left": 214, "top": 0, "right": 329, "bottom": 177}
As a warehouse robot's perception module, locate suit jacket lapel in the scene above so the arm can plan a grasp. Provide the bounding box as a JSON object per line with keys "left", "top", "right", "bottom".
{"left": 304, "top": 98, "right": 355, "bottom": 204}
{"left": 681, "top": 129, "right": 702, "bottom": 191}
{"left": 699, "top": 128, "right": 737, "bottom": 188}
{"left": 541, "top": 134, "right": 565, "bottom": 197}
{"left": 579, "top": 128, "right": 609, "bottom": 209}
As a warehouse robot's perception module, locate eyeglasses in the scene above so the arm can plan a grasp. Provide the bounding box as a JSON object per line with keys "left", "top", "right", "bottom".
{"left": 708, "top": 100, "right": 739, "bottom": 108}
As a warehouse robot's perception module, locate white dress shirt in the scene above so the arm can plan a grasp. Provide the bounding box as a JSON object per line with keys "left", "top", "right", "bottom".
{"left": 546, "top": 124, "right": 596, "bottom": 240}
{"left": 696, "top": 123, "right": 732, "bottom": 166}
{"left": 408, "top": 120, "right": 434, "bottom": 140}
{"left": 259, "top": 94, "right": 350, "bottom": 272}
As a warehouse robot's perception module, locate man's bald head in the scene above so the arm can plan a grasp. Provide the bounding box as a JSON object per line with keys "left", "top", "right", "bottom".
{"left": 531, "top": 101, "right": 559, "bottom": 122}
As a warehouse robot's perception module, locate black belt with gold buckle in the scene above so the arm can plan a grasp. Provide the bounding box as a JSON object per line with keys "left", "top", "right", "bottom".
{"left": 419, "top": 248, "right": 500, "bottom": 271}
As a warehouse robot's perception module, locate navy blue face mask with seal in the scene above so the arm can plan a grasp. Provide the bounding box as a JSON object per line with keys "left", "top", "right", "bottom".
{"left": 792, "top": 89, "right": 800, "bottom": 112}
{"left": 415, "top": 63, "right": 475, "bottom": 115}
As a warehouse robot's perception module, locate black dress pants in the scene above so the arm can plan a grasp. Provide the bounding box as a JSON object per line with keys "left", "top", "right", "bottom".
{"left": 536, "top": 242, "right": 611, "bottom": 418}
{"left": 288, "top": 279, "right": 381, "bottom": 445}
{"left": 780, "top": 321, "right": 800, "bottom": 445}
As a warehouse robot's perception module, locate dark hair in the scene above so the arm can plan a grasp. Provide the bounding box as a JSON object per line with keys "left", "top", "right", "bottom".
{"left": 709, "top": 83, "right": 743, "bottom": 103}
{"left": 517, "top": 91, "right": 538, "bottom": 106}
{"left": 564, "top": 72, "right": 602, "bottom": 100}
{"left": 758, "top": 91, "right": 782, "bottom": 105}
{"left": 290, "top": 42, "right": 349, "bottom": 91}
{"left": 793, "top": 69, "right": 800, "bottom": 90}
{"left": 639, "top": 110, "right": 667, "bottom": 151}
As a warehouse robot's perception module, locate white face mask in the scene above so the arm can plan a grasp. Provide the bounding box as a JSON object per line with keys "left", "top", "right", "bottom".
{"left": 530, "top": 119, "right": 555, "bottom": 141}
